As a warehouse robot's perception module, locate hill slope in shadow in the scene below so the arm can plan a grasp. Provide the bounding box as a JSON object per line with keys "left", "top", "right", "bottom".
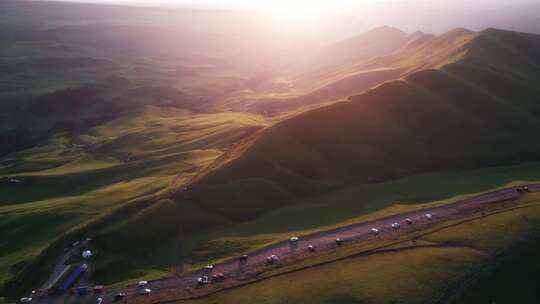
{"left": 180, "top": 28, "right": 540, "bottom": 220}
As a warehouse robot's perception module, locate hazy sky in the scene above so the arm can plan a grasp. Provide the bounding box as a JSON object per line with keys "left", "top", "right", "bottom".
{"left": 42, "top": 0, "right": 540, "bottom": 13}
{"left": 34, "top": 0, "right": 540, "bottom": 34}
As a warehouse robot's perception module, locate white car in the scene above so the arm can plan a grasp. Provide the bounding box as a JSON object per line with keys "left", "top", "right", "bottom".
{"left": 391, "top": 223, "right": 400, "bottom": 229}
{"left": 20, "top": 298, "right": 32, "bottom": 303}
{"left": 266, "top": 254, "right": 279, "bottom": 264}
{"left": 137, "top": 280, "right": 148, "bottom": 287}
{"left": 405, "top": 218, "right": 413, "bottom": 224}
{"left": 289, "top": 236, "right": 299, "bottom": 242}
{"left": 370, "top": 228, "right": 380, "bottom": 234}
{"left": 205, "top": 265, "right": 214, "bottom": 271}
{"left": 139, "top": 288, "right": 151, "bottom": 295}
{"left": 197, "top": 276, "right": 209, "bottom": 285}
{"left": 425, "top": 213, "right": 433, "bottom": 220}
{"left": 97, "top": 297, "right": 103, "bottom": 304}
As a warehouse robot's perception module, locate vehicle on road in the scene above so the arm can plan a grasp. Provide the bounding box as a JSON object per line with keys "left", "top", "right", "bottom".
{"left": 289, "top": 236, "right": 299, "bottom": 242}
{"left": 266, "top": 254, "right": 279, "bottom": 264}
{"left": 82, "top": 250, "right": 92, "bottom": 259}
{"left": 94, "top": 285, "right": 105, "bottom": 293}
{"left": 405, "top": 218, "right": 413, "bottom": 224}
{"left": 391, "top": 222, "right": 400, "bottom": 229}
{"left": 114, "top": 293, "right": 127, "bottom": 301}
{"left": 239, "top": 254, "right": 249, "bottom": 261}
{"left": 370, "top": 228, "right": 380, "bottom": 234}
{"left": 97, "top": 297, "right": 103, "bottom": 304}
{"left": 76, "top": 286, "right": 88, "bottom": 296}
{"left": 197, "top": 276, "right": 209, "bottom": 285}
{"left": 517, "top": 186, "right": 529, "bottom": 193}
{"left": 137, "top": 280, "right": 148, "bottom": 287}
{"left": 335, "top": 238, "right": 343, "bottom": 245}
{"left": 139, "top": 288, "right": 151, "bottom": 295}
{"left": 212, "top": 272, "right": 225, "bottom": 282}
{"left": 204, "top": 264, "right": 214, "bottom": 271}
{"left": 308, "top": 244, "right": 316, "bottom": 252}
{"left": 20, "top": 297, "right": 32, "bottom": 303}
{"left": 425, "top": 213, "right": 433, "bottom": 220}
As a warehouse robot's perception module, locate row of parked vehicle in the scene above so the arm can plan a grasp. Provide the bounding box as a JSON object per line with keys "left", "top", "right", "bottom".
{"left": 371, "top": 213, "right": 432, "bottom": 234}
{"left": 195, "top": 212, "right": 436, "bottom": 287}
{"left": 197, "top": 271, "right": 225, "bottom": 285}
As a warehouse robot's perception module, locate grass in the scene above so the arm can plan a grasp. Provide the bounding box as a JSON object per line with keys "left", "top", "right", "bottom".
{"left": 191, "top": 30, "right": 540, "bottom": 223}
{"left": 183, "top": 162, "right": 540, "bottom": 264}
{"left": 0, "top": 107, "right": 266, "bottom": 297}
{"left": 179, "top": 195, "right": 540, "bottom": 304}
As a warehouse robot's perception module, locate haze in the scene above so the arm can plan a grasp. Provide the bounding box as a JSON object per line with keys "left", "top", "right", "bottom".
{"left": 36, "top": 0, "right": 540, "bottom": 34}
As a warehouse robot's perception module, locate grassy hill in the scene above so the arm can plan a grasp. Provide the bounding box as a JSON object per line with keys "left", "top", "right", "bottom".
{"left": 185, "top": 28, "right": 540, "bottom": 220}
{"left": 0, "top": 108, "right": 266, "bottom": 296}
{"left": 2, "top": 10, "right": 540, "bottom": 302}
{"left": 221, "top": 27, "right": 476, "bottom": 114}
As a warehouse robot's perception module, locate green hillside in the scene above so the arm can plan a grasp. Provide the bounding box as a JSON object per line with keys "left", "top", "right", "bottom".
{"left": 186, "top": 28, "right": 540, "bottom": 220}
{"left": 0, "top": 108, "right": 266, "bottom": 296}
{"left": 180, "top": 192, "right": 540, "bottom": 304}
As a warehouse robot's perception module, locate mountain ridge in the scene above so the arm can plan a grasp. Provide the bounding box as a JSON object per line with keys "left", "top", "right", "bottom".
{"left": 178, "top": 27, "right": 540, "bottom": 220}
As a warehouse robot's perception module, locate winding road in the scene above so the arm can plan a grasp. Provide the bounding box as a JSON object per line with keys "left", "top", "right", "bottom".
{"left": 36, "top": 184, "right": 538, "bottom": 304}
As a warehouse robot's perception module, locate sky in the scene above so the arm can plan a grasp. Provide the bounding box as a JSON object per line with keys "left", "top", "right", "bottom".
{"left": 41, "top": 0, "right": 540, "bottom": 14}
{"left": 34, "top": 0, "right": 540, "bottom": 34}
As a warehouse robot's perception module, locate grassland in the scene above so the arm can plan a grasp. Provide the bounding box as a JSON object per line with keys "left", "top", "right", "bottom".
{"left": 180, "top": 162, "right": 540, "bottom": 272}
{"left": 178, "top": 194, "right": 540, "bottom": 304}
{"left": 0, "top": 107, "right": 266, "bottom": 296}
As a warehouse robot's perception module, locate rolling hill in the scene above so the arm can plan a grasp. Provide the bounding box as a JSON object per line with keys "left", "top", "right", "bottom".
{"left": 3, "top": 4, "right": 540, "bottom": 300}
{"left": 183, "top": 28, "right": 540, "bottom": 221}
{"left": 222, "top": 27, "right": 477, "bottom": 114}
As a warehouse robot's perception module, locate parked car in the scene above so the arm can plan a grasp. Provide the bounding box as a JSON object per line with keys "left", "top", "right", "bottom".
{"left": 114, "top": 293, "right": 127, "bottom": 301}
{"left": 93, "top": 286, "right": 105, "bottom": 294}
{"left": 139, "top": 288, "right": 151, "bottom": 295}
{"left": 266, "top": 254, "right": 279, "bottom": 264}
{"left": 212, "top": 272, "right": 225, "bottom": 282}
{"left": 197, "top": 276, "right": 209, "bottom": 285}
{"left": 19, "top": 298, "right": 32, "bottom": 303}
{"left": 137, "top": 281, "right": 148, "bottom": 287}
{"left": 76, "top": 287, "right": 88, "bottom": 296}
{"left": 289, "top": 236, "right": 299, "bottom": 242}
{"left": 391, "top": 223, "right": 400, "bottom": 229}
